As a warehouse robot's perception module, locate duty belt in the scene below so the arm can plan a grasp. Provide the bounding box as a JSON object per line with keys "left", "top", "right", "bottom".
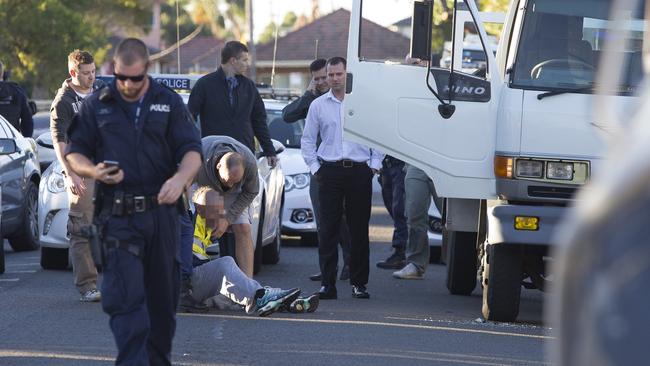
{"left": 319, "top": 159, "right": 367, "bottom": 168}
{"left": 106, "top": 192, "right": 159, "bottom": 216}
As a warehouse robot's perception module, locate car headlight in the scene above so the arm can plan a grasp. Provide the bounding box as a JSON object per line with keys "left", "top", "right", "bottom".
{"left": 285, "top": 173, "right": 310, "bottom": 192}
{"left": 516, "top": 160, "right": 543, "bottom": 178}
{"left": 547, "top": 162, "right": 574, "bottom": 180}
{"left": 47, "top": 171, "right": 66, "bottom": 193}
{"left": 285, "top": 176, "right": 294, "bottom": 192}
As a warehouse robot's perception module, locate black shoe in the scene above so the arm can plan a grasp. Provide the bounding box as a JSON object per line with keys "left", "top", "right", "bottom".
{"left": 179, "top": 293, "right": 210, "bottom": 313}
{"left": 339, "top": 265, "right": 350, "bottom": 281}
{"left": 352, "top": 285, "right": 370, "bottom": 299}
{"left": 309, "top": 272, "right": 322, "bottom": 281}
{"left": 318, "top": 286, "right": 337, "bottom": 300}
{"left": 376, "top": 251, "right": 406, "bottom": 269}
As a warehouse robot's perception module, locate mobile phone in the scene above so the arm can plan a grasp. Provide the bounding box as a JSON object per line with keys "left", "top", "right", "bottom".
{"left": 102, "top": 160, "right": 120, "bottom": 175}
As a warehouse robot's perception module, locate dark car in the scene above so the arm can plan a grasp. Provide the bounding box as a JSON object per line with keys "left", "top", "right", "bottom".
{"left": 0, "top": 114, "right": 41, "bottom": 274}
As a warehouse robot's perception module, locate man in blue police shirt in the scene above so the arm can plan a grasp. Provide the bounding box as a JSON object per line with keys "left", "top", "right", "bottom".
{"left": 66, "top": 38, "right": 202, "bottom": 365}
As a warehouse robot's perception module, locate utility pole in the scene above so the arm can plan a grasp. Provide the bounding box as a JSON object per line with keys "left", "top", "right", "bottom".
{"left": 246, "top": 0, "right": 257, "bottom": 82}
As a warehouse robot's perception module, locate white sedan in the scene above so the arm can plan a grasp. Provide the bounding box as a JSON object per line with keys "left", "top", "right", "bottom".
{"left": 39, "top": 75, "right": 286, "bottom": 275}
{"left": 262, "top": 99, "right": 317, "bottom": 244}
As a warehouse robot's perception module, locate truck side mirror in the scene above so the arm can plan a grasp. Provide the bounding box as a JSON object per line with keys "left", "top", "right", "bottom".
{"left": 410, "top": 0, "right": 433, "bottom": 61}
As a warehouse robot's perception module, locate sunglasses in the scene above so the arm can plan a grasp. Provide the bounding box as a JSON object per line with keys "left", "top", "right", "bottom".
{"left": 113, "top": 72, "right": 146, "bottom": 82}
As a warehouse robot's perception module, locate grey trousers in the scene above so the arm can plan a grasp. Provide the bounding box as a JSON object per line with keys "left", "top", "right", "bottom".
{"left": 190, "top": 256, "right": 262, "bottom": 313}
{"left": 404, "top": 165, "right": 439, "bottom": 271}
{"left": 66, "top": 178, "right": 98, "bottom": 293}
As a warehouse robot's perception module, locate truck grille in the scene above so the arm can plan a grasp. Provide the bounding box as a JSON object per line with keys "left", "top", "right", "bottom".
{"left": 528, "top": 186, "right": 577, "bottom": 199}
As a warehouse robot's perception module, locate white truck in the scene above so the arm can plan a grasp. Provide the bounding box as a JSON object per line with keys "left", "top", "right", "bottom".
{"left": 344, "top": 0, "right": 645, "bottom": 321}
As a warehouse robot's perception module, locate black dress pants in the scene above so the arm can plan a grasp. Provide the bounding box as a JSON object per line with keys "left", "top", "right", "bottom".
{"left": 317, "top": 163, "right": 373, "bottom": 287}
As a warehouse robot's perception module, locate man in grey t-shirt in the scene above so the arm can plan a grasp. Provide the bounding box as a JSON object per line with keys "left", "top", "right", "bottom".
{"left": 195, "top": 135, "right": 260, "bottom": 277}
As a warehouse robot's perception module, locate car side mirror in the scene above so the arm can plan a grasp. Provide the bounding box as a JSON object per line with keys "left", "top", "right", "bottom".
{"left": 0, "top": 138, "right": 18, "bottom": 155}
{"left": 410, "top": 0, "right": 433, "bottom": 61}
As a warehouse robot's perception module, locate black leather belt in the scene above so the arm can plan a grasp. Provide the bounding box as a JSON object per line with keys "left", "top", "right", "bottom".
{"left": 106, "top": 192, "right": 159, "bottom": 216}
{"left": 320, "top": 159, "right": 367, "bottom": 168}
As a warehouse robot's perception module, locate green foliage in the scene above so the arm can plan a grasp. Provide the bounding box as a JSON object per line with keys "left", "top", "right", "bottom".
{"left": 0, "top": 0, "right": 150, "bottom": 97}
{"left": 189, "top": 0, "right": 246, "bottom": 41}
{"left": 258, "top": 11, "right": 298, "bottom": 45}
{"left": 160, "top": 0, "right": 210, "bottom": 46}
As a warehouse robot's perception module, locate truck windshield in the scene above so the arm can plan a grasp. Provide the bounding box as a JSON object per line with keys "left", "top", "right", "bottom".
{"left": 511, "top": 0, "right": 646, "bottom": 94}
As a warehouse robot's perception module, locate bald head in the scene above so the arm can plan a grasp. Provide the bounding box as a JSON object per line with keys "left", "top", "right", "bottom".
{"left": 216, "top": 152, "right": 245, "bottom": 188}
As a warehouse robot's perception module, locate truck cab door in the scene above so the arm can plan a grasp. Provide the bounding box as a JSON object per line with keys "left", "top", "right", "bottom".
{"left": 344, "top": 0, "right": 504, "bottom": 199}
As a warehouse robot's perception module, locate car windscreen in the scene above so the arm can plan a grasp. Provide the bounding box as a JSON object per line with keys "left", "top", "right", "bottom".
{"left": 266, "top": 109, "right": 304, "bottom": 149}
{"left": 511, "top": 0, "right": 646, "bottom": 94}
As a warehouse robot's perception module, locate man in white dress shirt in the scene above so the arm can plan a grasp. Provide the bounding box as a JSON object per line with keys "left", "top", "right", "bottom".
{"left": 301, "top": 56, "right": 384, "bottom": 299}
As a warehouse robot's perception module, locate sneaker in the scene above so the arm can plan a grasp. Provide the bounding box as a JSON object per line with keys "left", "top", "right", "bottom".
{"left": 351, "top": 285, "right": 370, "bottom": 299}
{"left": 256, "top": 287, "right": 301, "bottom": 317}
{"left": 376, "top": 250, "right": 406, "bottom": 269}
{"left": 287, "top": 294, "right": 319, "bottom": 313}
{"left": 80, "top": 289, "right": 101, "bottom": 302}
{"left": 392, "top": 263, "right": 424, "bottom": 280}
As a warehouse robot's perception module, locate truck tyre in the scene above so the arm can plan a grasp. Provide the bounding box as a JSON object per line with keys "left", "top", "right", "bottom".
{"left": 482, "top": 243, "right": 523, "bottom": 322}
{"left": 40, "top": 247, "right": 69, "bottom": 270}
{"left": 8, "top": 181, "right": 39, "bottom": 252}
{"left": 446, "top": 230, "right": 478, "bottom": 295}
{"left": 253, "top": 199, "right": 265, "bottom": 275}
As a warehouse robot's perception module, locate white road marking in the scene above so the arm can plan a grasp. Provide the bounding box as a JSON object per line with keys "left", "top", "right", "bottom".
{"left": 179, "top": 313, "right": 553, "bottom": 340}
{"left": 0, "top": 278, "right": 20, "bottom": 282}
{"left": 6, "top": 262, "right": 40, "bottom": 267}
{"left": 6, "top": 270, "right": 37, "bottom": 274}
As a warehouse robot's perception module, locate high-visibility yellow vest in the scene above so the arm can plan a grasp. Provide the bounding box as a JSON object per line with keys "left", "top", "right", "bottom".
{"left": 192, "top": 214, "right": 212, "bottom": 261}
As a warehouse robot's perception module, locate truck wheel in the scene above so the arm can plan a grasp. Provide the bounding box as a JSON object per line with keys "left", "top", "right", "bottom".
{"left": 253, "top": 202, "right": 265, "bottom": 275}
{"left": 40, "top": 247, "right": 69, "bottom": 270}
{"left": 446, "top": 230, "right": 478, "bottom": 295}
{"left": 482, "top": 243, "right": 523, "bottom": 322}
{"left": 8, "top": 181, "right": 39, "bottom": 252}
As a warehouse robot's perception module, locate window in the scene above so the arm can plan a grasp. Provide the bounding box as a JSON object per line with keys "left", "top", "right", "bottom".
{"left": 266, "top": 109, "right": 304, "bottom": 149}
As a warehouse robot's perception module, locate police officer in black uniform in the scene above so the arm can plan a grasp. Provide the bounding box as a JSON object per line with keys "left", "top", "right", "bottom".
{"left": 65, "top": 38, "right": 202, "bottom": 366}
{"left": 0, "top": 61, "right": 33, "bottom": 137}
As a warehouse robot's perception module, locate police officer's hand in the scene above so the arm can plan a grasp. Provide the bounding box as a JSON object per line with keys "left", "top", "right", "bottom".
{"left": 267, "top": 156, "right": 279, "bottom": 168}
{"left": 157, "top": 175, "right": 185, "bottom": 205}
{"left": 65, "top": 171, "right": 87, "bottom": 197}
{"left": 94, "top": 163, "right": 123, "bottom": 185}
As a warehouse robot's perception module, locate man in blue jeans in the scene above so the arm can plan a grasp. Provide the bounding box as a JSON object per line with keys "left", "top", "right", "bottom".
{"left": 376, "top": 155, "right": 408, "bottom": 269}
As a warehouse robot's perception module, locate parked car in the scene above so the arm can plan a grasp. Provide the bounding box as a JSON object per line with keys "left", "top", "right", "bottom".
{"left": 262, "top": 99, "right": 318, "bottom": 245}
{"left": 0, "top": 114, "right": 41, "bottom": 274}
{"left": 38, "top": 75, "right": 286, "bottom": 274}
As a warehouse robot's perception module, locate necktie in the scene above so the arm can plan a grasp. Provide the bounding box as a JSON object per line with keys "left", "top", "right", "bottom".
{"left": 226, "top": 77, "right": 238, "bottom": 107}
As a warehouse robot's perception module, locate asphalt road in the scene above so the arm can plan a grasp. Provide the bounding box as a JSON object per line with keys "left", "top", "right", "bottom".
{"left": 0, "top": 194, "right": 553, "bottom": 365}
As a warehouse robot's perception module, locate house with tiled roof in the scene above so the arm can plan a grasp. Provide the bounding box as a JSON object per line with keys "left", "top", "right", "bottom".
{"left": 255, "top": 8, "right": 410, "bottom": 91}
{"left": 152, "top": 36, "right": 225, "bottom": 74}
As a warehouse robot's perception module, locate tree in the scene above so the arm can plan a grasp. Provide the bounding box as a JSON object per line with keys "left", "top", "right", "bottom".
{"left": 188, "top": 0, "right": 246, "bottom": 42}
{"left": 160, "top": 0, "right": 211, "bottom": 46}
{"left": 0, "top": 0, "right": 150, "bottom": 97}
{"left": 258, "top": 11, "right": 298, "bottom": 45}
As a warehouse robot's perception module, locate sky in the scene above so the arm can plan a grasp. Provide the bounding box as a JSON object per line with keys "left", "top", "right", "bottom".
{"left": 252, "top": 0, "right": 413, "bottom": 40}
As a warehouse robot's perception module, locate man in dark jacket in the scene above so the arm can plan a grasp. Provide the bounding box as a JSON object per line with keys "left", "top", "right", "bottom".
{"left": 282, "top": 58, "right": 351, "bottom": 282}
{"left": 281, "top": 58, "right": 329, "bottom": 123}
{"left": 0, "top": 61, "right": 33, "bottom": 137}
{"left": 188, "top": 41, "right": 277, "bottom": 168}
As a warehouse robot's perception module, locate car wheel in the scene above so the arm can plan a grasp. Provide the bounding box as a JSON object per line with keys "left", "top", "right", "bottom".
{"left": 40, "top": 247, "right": 69, "bottom": 270}
{"left": 0, "top": 240, "right": 5, "bottom": 274}
{"left": 300, "top": 232, "right": 319, "bottom": 247}
{"left": 253, "top": 198, "right": 265, "bottom": 275}
{"left": 8, "top": 181, "right": 39, "bottom": 252}
{"left": 263, "top": 209, "right": 281, "bottom": 265}
{"left": 429, "top": 246, "right": 442, "bottom": 264}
